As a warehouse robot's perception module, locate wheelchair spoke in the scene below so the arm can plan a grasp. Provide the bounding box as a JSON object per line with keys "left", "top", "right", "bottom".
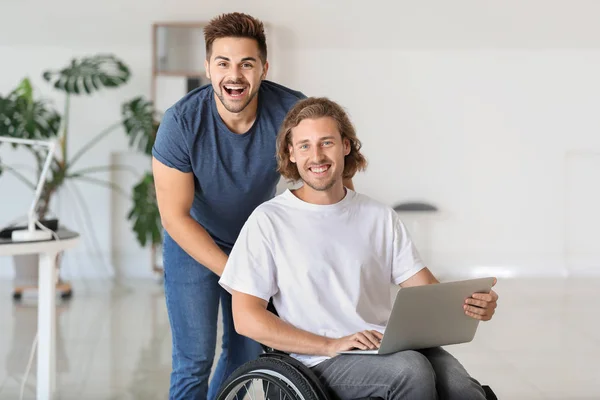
{"left": 244, "top": 382, "right": 253, "bottom": 400}
{"left": 221, "top": 370, "right": 307, "bottom": 400}
{"left": 253, "top": 378, "right": 259, "bottom": 400}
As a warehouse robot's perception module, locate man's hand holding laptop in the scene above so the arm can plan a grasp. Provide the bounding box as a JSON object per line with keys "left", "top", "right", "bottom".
{"left": 463, "top": 278, "right": 499, "bottom": 321}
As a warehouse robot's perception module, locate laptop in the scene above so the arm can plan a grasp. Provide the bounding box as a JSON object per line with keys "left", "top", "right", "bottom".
{"left": 338, "top": 277, "right": 496, "bottom": 355}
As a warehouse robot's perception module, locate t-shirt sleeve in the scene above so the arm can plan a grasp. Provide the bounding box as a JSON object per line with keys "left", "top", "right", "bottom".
{"left": 219, "top": 211, "right": 277, "bottom": 302}
{"left": 152, "top": 108, "right": 192, "bottom": 173}
{"left": 391, "top": 216, "right": 426, "bottom": 285}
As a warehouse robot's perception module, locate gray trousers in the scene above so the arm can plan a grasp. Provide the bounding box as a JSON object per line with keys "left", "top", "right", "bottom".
{"left": 310, "top": 347, "right": 486, "bottom": 400}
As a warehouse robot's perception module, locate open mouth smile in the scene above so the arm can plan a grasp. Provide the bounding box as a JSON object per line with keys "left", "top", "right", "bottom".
{"left": 308, "top": 164, "right": 331, "bottom": 176}
{"left": 223, "top": 85, "right": 247, "bottom": 98}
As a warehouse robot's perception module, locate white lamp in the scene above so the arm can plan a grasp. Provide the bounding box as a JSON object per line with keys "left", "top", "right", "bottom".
{"left": 0, "top": 136, "right": 57, "bottom": 241}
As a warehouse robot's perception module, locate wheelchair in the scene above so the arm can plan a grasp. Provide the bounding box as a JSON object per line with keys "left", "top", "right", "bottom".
{"left": 216, "top": 303, "right": 498, "bottom": 400}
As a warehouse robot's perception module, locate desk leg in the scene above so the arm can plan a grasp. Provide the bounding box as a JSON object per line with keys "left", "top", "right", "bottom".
{"left": 37, "top": 251, "right": 58, "bottom": 400}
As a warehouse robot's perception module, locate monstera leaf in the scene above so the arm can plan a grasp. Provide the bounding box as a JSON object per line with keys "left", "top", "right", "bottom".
{"left": 0, "top": 78, "right": 61, "bottom": 141}
{"left": 122, "top": 97, "right": 159, "bottom": 156}
{"left": 42, "top": 54, "right": 130, "bottom": 95}
{"left": 128, "top": 173, "right": 162, "bottom": 247}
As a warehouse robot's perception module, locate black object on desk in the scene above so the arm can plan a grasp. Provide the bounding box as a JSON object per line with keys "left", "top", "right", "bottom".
{"left": 0, "top": 219, "right": 59, "bottom": 239}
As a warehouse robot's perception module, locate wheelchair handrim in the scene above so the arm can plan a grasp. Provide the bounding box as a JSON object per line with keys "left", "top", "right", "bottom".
{"left": 221, "top": 370, "right": 309, "bottom": 400}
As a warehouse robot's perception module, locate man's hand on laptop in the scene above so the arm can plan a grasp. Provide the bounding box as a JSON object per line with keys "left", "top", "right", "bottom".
{"left": 325, "top": 330, "right": 383, "bottom": 357}
{"left": 464, "top": 278, "right": 499, "bottom": 321}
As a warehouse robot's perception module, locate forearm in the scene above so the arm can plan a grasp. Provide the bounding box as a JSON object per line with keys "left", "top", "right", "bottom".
{"left": 235, "top": 306, "right": 331, "bottom": 356}
{"left": 163, "top": 215, "right": 228, "bottom": 276}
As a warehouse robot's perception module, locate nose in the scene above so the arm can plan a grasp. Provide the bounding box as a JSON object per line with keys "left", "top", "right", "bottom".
{"left": 309, "top": 145, "right": 324, "bottom": 161}
{"left": 229, "top": 64, "right": 243, "bottom": 80}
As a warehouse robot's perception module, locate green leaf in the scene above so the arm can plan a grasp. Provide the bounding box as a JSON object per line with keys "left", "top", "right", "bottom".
{"left": 42, "top": 54, "right": 131, "bottom": 96}
{"left": 121, "top": 97, "right": 160, "bottom": 156}
{"left": 0, "top": 78, "right": 61, "bottom": 141}
{"left": 127, "top": 173, "right": 162, "bottom": 247}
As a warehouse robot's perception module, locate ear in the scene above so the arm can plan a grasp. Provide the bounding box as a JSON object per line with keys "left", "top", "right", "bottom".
{"left": 261, "top": 60, "right": 269, "bottom": 80}
{"left": 288, "top": 145, "right": 296, "bottom": 164}
{"left": 205, "top": 59, "right": 210, "bottom": 80}
{"left": 343, "top": 138, "right": 351, "bottom": 156}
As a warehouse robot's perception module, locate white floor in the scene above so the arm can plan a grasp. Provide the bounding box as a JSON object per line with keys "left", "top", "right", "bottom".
{"left": 0, "top": 277, "right": 599, "bottom": 400}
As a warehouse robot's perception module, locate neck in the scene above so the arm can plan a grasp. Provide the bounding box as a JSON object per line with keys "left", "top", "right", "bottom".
{"left": 293, "top": 181, "right": 347, "bottom": 205}
{"left": 214, "top": 93, "right": 259, "bottom": 134}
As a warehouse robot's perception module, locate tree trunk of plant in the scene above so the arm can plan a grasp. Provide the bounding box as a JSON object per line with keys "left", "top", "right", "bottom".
{"left": 36, "top": 184, "right": 55, "bottom": 221}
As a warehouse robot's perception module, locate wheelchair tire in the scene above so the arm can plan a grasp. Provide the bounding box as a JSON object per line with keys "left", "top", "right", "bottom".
{"left": 217, "top": 356, "right": 322, "bottom": 400}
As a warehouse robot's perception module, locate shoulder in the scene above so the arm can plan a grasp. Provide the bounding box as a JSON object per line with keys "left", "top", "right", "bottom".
{"left": 259, "top": 80, "right": 306, "bottom": 110}
{"left": 349, "top": 191, "right": 398, "bottom": 221}
{"left": 244, "top": 192, "right": 292, "bottom": 229}
{"left": 164, "top": 84, "right": 214, "bottom": 123}
{"left": 248, "top": 192, "right": 289, "bottom": 220}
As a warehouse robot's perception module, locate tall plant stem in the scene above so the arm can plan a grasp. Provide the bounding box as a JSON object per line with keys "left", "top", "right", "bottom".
{"left": 61, "top": 93, "right": 70, "bottom": 166}
{"left": 68, "top": 121, "right": 121, "bottom": 169}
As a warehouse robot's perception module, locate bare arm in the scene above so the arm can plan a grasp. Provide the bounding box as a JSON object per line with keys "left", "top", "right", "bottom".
{"left": 231, "top": 290, "right": 382, "bottom": 357}
{"left": 399, "top": 267, "right": 440, "bottom": 288}
{"left": 153, "top": 157, "right": 228, "bottom": 276}
{"left": 232, "top": 290, "right": 332, "bottom": 355}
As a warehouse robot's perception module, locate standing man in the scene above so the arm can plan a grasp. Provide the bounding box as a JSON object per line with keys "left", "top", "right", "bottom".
{"left": 152, "top": 12, "right": 353, "bottom": 400}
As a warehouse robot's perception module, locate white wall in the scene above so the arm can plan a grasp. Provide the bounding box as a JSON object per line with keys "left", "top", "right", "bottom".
{"left": 1, "top": 1, "right": 600, "bottom": 279}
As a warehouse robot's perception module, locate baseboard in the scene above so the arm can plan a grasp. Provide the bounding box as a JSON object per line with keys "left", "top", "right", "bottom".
{"left": 1, "top": 252, "right": 597, "bottom": 281}
{"left": 0, "top": 250, "right": 158, "bottom": 280}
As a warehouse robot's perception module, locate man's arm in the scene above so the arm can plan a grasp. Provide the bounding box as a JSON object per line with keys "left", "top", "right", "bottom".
{"left": 399, "top": 267, "right": 439, "bottom": 287}
{"left": 153, "top": 157, "right": 228, "bottom": 276}
{"left": 231, "top": 290, "right": 382, "bottom": 357}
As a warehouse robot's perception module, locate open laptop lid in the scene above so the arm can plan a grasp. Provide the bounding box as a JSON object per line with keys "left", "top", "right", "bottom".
{"left": 377, "top": 277, "right": 496, "bottom": 354}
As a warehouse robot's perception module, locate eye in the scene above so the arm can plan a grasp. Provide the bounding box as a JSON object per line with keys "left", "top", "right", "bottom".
{"left": 242, "top": 63, "right": 253, "bottom": 69}
{"left": 299, "top": 144, "right": 309, "bottom": 150}
{"left": 322, "top": 141, "right": 333, "bottom": 146}
{"left": 217, "top": 62, "right": 227, "bottom": 67}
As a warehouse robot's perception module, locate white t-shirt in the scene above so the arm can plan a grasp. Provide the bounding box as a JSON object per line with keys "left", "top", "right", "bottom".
{"left": 219, "top": 188, "right": 425, "bottom": 367}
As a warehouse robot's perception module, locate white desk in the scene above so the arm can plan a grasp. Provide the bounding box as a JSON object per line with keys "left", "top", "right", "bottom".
{"left": 0, "top": 230, "right": 80, "bottom": 400}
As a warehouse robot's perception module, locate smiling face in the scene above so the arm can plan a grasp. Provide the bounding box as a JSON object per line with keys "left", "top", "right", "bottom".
{"left": 205, "top": 37, "right": 268, "bottom": 114}
{"left": 288, "top": 117, "right": 351, "bottom": 192}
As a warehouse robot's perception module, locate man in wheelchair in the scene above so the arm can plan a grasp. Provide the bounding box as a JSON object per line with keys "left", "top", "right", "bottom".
{"left": 219, "top": 97, "right": 499, "bottom": 399}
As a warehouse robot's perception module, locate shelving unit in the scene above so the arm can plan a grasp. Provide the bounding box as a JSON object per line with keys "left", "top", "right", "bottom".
{"left": 149, "top": 21, "right": 211, "bottom": 276}
{"left": 151, "top": 21, "right": 210, "bottom": 110}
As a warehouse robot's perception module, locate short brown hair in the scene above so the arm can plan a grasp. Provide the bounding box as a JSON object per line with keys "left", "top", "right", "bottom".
{"left": 204, "top": 12, "right": 267, "bottom": 63}
{"left": 276, "top": 97, "right": 367, "bottom": 182}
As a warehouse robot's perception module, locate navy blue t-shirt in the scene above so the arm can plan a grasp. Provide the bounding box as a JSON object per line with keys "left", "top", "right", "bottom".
{"left": 152, "top": 80, "right": 306, "bottom": 249}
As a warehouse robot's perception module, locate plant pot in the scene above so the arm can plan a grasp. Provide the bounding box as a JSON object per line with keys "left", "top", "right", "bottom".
{"left": 9, "top": 218, "right": 59, "bottom": 285}
{"left": 12, "top": 253, "right": 73, "bottom": 300}
{"left": 12, "top": 253, "right": 40, "bottom": 287}
{"left": 8, "top": 219, "right": 73, "bottom": 300}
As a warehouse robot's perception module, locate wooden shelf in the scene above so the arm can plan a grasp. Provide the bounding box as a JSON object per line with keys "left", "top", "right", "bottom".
{"left": 151, "top": 21, "right": 208, "bottom": 102}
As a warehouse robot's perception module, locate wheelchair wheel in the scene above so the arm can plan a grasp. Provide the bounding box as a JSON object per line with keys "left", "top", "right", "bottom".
{"left": 217, "top": 356, "right": 322, "bottom": 400}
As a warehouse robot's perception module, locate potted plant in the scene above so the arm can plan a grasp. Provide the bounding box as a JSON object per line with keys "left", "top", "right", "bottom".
{"left": 0, "top": 54, "right": 163, "bottom": 297}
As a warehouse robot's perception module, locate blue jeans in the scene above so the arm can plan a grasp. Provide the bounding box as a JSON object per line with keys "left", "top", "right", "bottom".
{"left": 163, "top": 231, "right": 264, "bottom": 400}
